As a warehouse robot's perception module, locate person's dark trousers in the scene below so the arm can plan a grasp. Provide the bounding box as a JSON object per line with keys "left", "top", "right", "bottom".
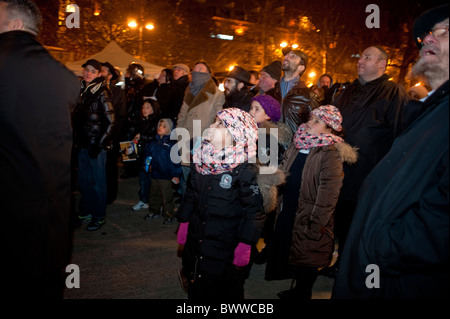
{"left": 187, "top": 267, "right": 246, "bottom": 300}
{"left": 149, "top": 178, "right": 175, "bottom": 218}
{"left": 292, "top": 266, "right": 319, "bottom": 299}
{"left": 77, "top": 149, "right": 107, "bottom": 219}
{"left": 106, "top": 148, "right": 119, "bottom": 205}
{"left": 138, "top": 169, "right": 151, "bottom": 204}
{"left": 333, "top": 198, "right": 357, "bottom": 267}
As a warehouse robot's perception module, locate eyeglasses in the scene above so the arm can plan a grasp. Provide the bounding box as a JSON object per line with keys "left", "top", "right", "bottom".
{"left": 417, "top": 26, "right": 449, "bottom": 46}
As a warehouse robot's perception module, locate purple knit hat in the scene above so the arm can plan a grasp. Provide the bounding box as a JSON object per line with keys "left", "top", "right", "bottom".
{"left": 311, "top": 105, "right": 342, "bottom": 131}
{"left": 251, "top": 94, "right": 281, "bottom": 122}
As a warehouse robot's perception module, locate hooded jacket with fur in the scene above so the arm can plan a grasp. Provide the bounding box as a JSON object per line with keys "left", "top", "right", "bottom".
{"left": 283, "top": 140, "right": 358, "bottom": 268}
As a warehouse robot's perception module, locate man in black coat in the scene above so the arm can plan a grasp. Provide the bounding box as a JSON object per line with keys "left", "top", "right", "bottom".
{"left": 333, "top": 4, "right": 449, "bottom": 298}
{"left": 223, "top": 66, "right": 254, "bottom": 113}
{"left": 72, "top": 59, "right": 116, "bottom": 231}
{"left": 0, "top": 0, "right": 79, "bottom": 298}
{"left": 325, "top": 45, "right": 410, "bottom": 277}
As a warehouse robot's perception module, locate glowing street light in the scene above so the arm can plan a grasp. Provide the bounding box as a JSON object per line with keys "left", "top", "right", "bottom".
{"left": 280, "top": 42, "right": 288, "bottom": 48}
{"left": 127, "top": 19, "right": 155, "bottom": 59}
{"left": 128, "top": 19, "right": 138, "bottom": 28}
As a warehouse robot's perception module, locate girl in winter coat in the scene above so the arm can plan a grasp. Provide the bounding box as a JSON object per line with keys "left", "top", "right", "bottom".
{"left": 272, "top": 105, "right": 357, "bottom": 299}
{"left": 131, "top": 99, "right": 160, "bottom": 211}
{"left": 249, "top": 94, "right": 290, "bottom": 262}
{"left": 176, "top": 108, "right": 266, "bottom": 300}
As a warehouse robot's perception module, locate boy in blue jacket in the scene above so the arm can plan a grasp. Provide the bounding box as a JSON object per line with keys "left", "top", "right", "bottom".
{"left": 143, "top": 118, "right": 181, "bottom": 224}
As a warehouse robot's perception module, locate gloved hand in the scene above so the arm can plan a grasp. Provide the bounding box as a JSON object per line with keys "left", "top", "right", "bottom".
{"left": 177, "top": 222, "right": 189, "bottom": 245}
{"left": 88, "top": 145, "right": 102, "bottom": 159}
{"left": 233, "top": 242, "right": 251, "bottom": 267}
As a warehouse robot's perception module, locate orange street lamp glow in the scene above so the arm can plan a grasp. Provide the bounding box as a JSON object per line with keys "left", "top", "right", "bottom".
{"left": 280, "top": 42, "right": 288, "bottom": 48}
{"left": 128, "top": 20, "right": 137, "bottom": 28}
{"left": 145, "top": 23, "right": 155, "bottom": 30}
{"left": 308, "top": 71, "right": 316, "bottom": 78}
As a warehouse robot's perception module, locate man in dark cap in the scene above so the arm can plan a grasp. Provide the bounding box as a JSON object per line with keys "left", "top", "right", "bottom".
{"left": 279, "top": 47, "right": 319, "bottom": 133}
{"left": 101, "top": 62, "right": 126, "bottom": 204}
{"left": 72, "top": 58, "right": 116, "bottom": 231}
{"left": 0, "top": 0, "right": 79, "bottom": 299}
{"left": 259, "top": 60, "right": 282, "bottom": 102}
{"left": 333, "top": 4, "right": 449, "bottom": 299}
{"left": 222, "top": 65, "right": 254, "bottom": 112}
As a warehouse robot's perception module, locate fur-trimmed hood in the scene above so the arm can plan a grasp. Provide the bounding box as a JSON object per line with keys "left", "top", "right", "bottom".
{"left": 334, "top": 141, "right": 358, "bottom": 164}
{"left": 257, "top": 167, "right": 286, "bottom": 213}
{"left": 258, "top": 120, "right": 293, "bottom": 149}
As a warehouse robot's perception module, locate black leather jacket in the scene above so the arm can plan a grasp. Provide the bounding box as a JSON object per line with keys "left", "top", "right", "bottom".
{"left": 281, "top": 80, "right": 319, "bottom": 133}
{"left": 73, "top": 77, "right": 116, "bottom": 149}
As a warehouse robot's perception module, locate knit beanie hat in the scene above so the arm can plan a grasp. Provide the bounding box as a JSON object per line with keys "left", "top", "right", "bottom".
{"left": 217, "top": 108, "right": 258, "bottom": 144}
{"left": 261, "top": 60, "right": 282, "bottom": 81}
{"left": 311, "top": 105, "right": 342, "bottom": 132}
{"left": 251, "top": 94, "right": 281, "bottom": 122}
{"left": 159, "top": 118, "right": 173, "bottom": 132}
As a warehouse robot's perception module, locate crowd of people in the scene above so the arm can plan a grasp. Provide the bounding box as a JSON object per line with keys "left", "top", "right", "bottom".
{"left": 1, "top": 0, "right": 448, "bottom": 300}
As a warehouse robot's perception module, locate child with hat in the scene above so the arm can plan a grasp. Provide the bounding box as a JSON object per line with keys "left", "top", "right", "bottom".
{"left": 176, "top": 108, "right": 267, "bottom": 299}
{"left": 248, "top": 95, "right": 292, "bottom": 263}
{"left": 265, "top": 105, "right": 358, "bottom": 299}
{"left": 249, "top": 94, "right": 292, "bottom": 162}
{"left": 141, "top": 118, "right": 182, "bottom": 224}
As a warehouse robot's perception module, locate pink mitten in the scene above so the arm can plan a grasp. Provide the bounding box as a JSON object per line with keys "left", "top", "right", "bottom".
{"left": 233, "top": 242, "right": 251, "bottom": 267}
{"left": 177, "top": 222, "right": 189, "bottom": 245}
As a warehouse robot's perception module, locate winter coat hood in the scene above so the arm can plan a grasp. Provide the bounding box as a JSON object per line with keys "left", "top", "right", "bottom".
{"left": 334, "top": 140, "right": 358, "bottom": 165}
{"left": 257, "top": 167, "right": 286, "bottom": 213}
{"left": 258, "top": 120, "right": 293, "bottom": 149}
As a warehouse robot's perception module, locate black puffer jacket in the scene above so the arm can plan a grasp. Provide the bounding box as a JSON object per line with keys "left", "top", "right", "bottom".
{"left": 176, "top": 163, "right": 265, "bottom": 280}
{"left": 73, "top": 77, "right": 116, "bottom": 149}
{"left": 281, "top": 80, "right": 319, "bottom": 133}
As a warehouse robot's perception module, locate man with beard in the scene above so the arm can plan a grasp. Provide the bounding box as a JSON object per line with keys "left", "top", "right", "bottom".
{"left": 333, "top": 4, "right": 448, "bottom": 299}
{"left": 279, "top": 47, "right": 319, "bottom": 133}
{"left": 223, "top": 66, "right": 253, "bottom": 112}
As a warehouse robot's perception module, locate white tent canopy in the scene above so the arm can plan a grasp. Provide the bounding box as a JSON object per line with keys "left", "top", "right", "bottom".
{"left": 65, "top": 41, "right": 164, "bottom": 79}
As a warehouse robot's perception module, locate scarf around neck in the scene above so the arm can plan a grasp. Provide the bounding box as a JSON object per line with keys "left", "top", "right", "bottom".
{"left": 294, "top": 123, "right": 343, "bottom": 150}
{"left": 193, "top": 139, "right": 251, "bottom": 175}
{"left": 189, "top": 71, "right": 211, "bottom": 97}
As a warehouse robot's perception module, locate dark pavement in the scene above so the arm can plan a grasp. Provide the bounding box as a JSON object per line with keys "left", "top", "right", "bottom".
{"left": 63, "top": 168, "right": 335, "bottom": 299}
